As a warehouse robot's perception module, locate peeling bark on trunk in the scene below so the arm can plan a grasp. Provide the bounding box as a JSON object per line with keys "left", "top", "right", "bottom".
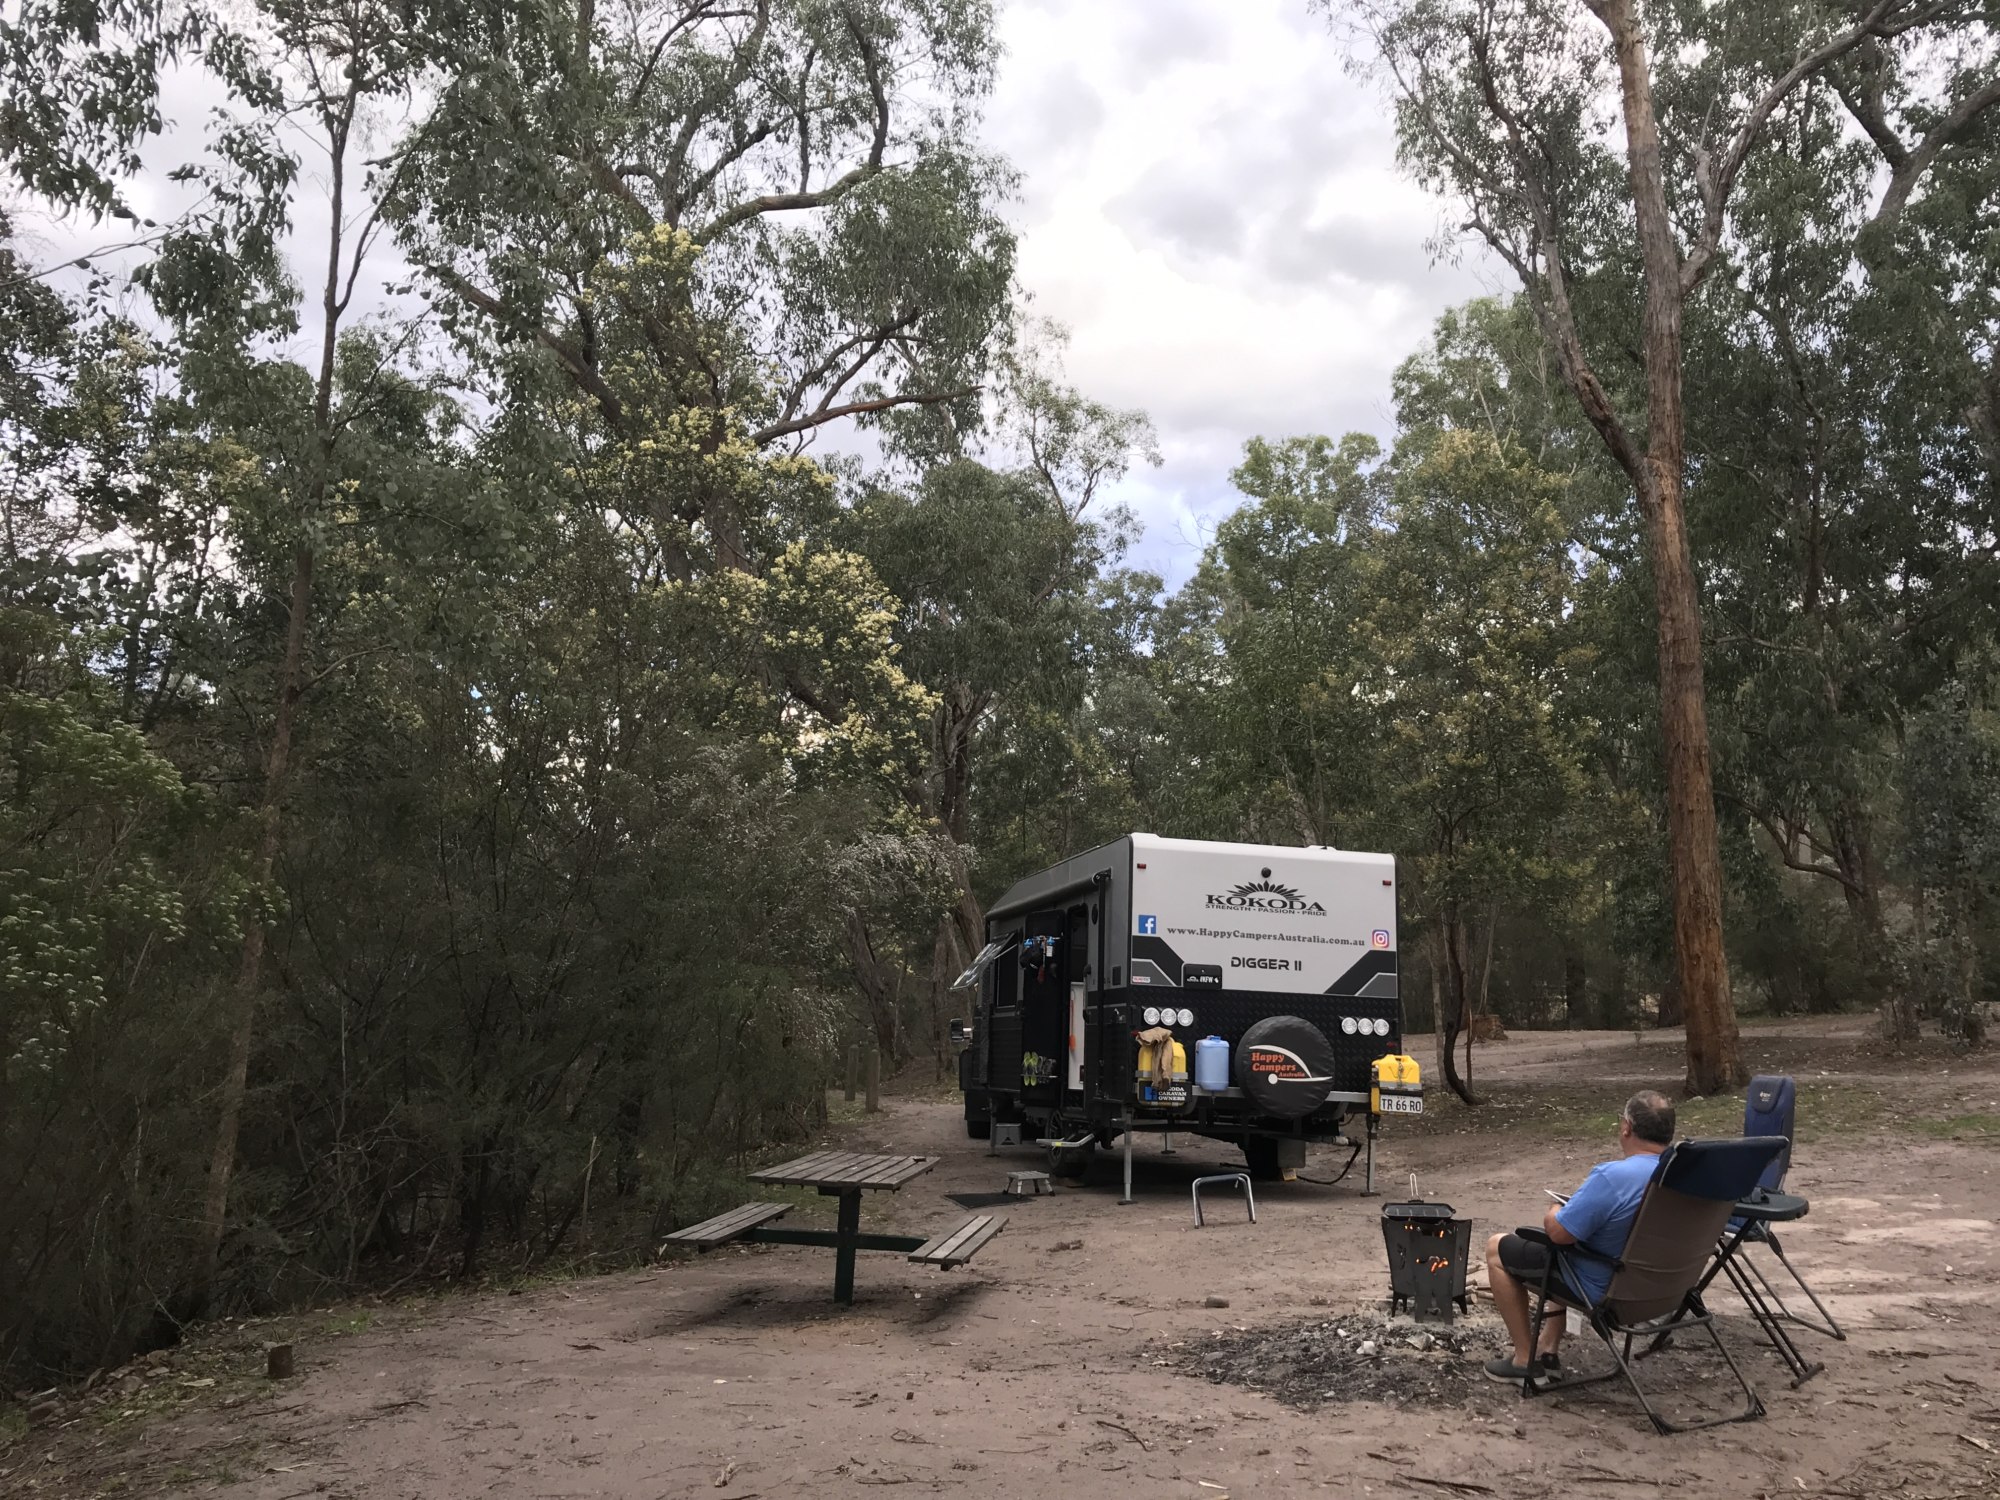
{"left": 1593, "top": 0, "right": 1744, "bottom": 1094}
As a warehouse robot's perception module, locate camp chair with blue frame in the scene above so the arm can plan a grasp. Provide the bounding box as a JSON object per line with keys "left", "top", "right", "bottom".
{"left": 1730, "top": 1075, "right": 1845, "bottom": 1341}
{"left": 1518, "top": 1136, "right": 1789, "bottom": 1435}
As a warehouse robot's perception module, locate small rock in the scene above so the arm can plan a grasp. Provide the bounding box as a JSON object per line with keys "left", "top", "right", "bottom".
{"left": 1204, "top": 1295, "right": 1230, "bottom": 1309}
{"left": 1048, "top": 1239, "right": 1084, "bottom": 1253}
{"left": 1358, "top": 1340, "right": 1378, "bottom": 1356}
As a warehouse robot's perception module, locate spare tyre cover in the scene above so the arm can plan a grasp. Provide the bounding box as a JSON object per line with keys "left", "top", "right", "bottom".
{"left": 1234, "top": 1015, "right": 1338, "bottom": 1118}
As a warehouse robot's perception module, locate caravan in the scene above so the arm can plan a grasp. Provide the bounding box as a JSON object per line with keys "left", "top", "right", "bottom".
{"left": 953, "top": 833, "right": 1422, "bottom": 1191}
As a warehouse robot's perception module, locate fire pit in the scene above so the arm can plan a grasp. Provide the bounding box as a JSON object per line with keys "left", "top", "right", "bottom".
{"left": 1380, "top": 1197, "right": 1471, "bottom": 1323}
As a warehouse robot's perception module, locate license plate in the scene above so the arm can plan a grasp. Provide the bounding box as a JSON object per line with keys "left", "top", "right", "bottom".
{"left": 1379, "top": 1094, "right": 1423, "bottom": 1115}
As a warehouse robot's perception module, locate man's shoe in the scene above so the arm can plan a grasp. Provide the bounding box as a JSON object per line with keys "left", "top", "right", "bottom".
{"left": 1538, "top": 1352, "right": 1563, "bottom": 1384}
{"left": 1484, "top": 1355, "right": 1555, "bottom": 1389}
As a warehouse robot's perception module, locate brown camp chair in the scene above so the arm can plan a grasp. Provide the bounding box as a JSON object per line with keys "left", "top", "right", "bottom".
{"left": 1518, "top": 1135, "right": 1789, "bottom": 1435}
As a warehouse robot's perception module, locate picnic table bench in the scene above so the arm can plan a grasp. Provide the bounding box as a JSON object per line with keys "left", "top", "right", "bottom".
{"left": 662, "top": 1150, "right": 1005, "bottom": 1304}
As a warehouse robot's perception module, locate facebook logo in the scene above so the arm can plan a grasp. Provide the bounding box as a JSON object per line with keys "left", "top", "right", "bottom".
{"left": 1138, "top": 914, "right": 1158, "bottom": 935}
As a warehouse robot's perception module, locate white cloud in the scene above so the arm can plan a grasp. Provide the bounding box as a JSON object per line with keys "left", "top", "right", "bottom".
{"left": 982, "top": 0, "right": 1505, "bottom": 587}
{"left": 19, "top": 3, "right": 1504, "bottom": 592}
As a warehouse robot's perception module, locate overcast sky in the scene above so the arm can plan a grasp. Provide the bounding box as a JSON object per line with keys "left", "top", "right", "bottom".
{"left": 981, "top": 0, "right": 1503, "bottom": 586}
{"left": 20, "top": 0, "right": 1506, "bottom": 590}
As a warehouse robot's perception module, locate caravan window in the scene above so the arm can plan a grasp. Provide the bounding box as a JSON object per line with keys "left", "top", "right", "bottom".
{"left": 950, "top": 935, "right": 1018, "bottom": 991}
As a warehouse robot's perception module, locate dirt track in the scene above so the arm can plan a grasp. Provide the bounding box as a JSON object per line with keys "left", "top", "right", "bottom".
{"left": 8, "top": 1019, "right": 1999, "bottom": 1500}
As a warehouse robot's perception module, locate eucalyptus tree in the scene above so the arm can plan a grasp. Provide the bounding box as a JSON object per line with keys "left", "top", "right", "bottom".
{"left": 1368, "top": 431, "right": 1594, "bottom": 1100}
{"left": 387, "top": 0, "right": 1016, "bottom": 562}
{"left": 1332, "top": 0, "right": 2000, "bottom": 1089}
{"left": 1183, "top": 433, "right": 1392, "bottom": 847}
{"left": 1180, "top": 421, "right": 1590, "bottom": 1101}
{"left": 1898, "top": 683, "right": 2000, "bottom": 1045}
{"left": 163, "top": 0, "right": 458, "bottom": 1315}
{"left": 839, "top": 328, "right": 1157, "bottom": 1060}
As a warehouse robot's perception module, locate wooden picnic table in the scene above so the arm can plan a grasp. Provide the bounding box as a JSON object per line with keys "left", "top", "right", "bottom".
{"left": 664, "top": 1150, "right": 1004, "bottom": 1304}
{"left": 742, "top": 1151, "right": 940, "bottom": 1304}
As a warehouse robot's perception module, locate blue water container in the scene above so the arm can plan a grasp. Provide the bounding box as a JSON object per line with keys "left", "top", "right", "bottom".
{"left": 1194, "top": 1035, "right": 1231, "bottom": 1091}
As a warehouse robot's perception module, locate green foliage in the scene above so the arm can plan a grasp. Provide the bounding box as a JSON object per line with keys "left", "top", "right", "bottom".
{"left": 4, "top": 0, "right": 1999, "bottom": 1388}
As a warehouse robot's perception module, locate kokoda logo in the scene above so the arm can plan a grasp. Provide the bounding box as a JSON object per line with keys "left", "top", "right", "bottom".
{"left": 1206, "top": 868, "right": 1326, "bottom": 917}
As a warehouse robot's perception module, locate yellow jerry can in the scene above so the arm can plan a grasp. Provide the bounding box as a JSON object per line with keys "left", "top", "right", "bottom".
{"left": 1371, "top": 1053, "right": 1425, "bottom": 1117}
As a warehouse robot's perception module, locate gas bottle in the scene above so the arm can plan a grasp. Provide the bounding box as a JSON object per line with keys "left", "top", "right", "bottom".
{"left": 1194, "top": 1035, "right": 1230, "bottom": 1091}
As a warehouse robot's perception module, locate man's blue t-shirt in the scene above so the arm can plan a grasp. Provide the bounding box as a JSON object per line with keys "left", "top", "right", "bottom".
{"left": 1554, "top": 1151, "right": 1664, "bottom": 1302}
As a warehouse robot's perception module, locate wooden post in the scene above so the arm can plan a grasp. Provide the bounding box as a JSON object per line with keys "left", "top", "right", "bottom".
{"left": 844, "top": 1044, "right": 858, "bottom": 1102}
{"left": 266, "top": 1344, "right": 295, "bottom": 1380}
{"left": 865, "top": 1049, "right": 881, "bottom": 1113}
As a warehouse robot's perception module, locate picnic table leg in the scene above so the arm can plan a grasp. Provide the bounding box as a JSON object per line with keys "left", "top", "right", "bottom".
{"left": 832, "top": 1190, "right": 862, "bottom": 1305}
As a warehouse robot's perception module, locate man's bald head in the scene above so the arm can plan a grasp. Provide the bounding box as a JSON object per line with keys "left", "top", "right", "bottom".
{"left": 1623, "top": 1090, "right": 1675, "bottom": 1147}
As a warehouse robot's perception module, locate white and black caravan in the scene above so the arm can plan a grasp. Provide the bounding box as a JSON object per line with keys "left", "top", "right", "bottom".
{"left": 952, "top": 833, "right": 1421, "bottom": 1194}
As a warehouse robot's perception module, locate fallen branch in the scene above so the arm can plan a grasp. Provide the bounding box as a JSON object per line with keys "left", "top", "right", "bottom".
{"left": 1094, "top": 1419, "right": 1151, "bottom": 1451}
{"left": 1564, "top": 1471, "right": 1667, "bottom": 1488}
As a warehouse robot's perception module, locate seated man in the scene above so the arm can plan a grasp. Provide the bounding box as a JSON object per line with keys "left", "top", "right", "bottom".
{"left": 1482, "top": 1089, "right": 1676, "bottom": 1387}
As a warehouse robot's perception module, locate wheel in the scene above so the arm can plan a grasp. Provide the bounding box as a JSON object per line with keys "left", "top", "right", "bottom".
{"left": 1049, "top": 1141, "right": 1095, "bottom": 1180}
{"left": 964, "top": 1089, "right": 991, "bottom": 1139}
{"left": 1241, "top": 1137, "right": 1285, "bottom": 1182}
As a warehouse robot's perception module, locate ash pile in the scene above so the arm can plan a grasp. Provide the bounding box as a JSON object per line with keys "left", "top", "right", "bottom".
{"left": 1167, "top": 1316, "right": 1491, "bottom": 1411}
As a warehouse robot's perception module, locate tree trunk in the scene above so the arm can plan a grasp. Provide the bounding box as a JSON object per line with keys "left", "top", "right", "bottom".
{"left": 193, "top": 544, "right": 312, "bottom": 1312}
{"left": 1438, "top": 914, "right": 1480, "bottom": 1105}
{"left": 843, "top": 909, "right": 904, "bottom": 1061}
{"left": 1595, "top": 0, "right": 1744, "bottom": 1094}
{"left": 1563, "top": 949, "right": 1587, "bottom": 1029}
{"left": 191, "top": 91, "right": 358, "bottom": 1311}
{"left": 1657, "top": 966, "right": 1683, "bottom": 1029}
{"left": 1430, "top": 935, "right": 1445, "bottom": 1084}
{"left": 459, "top": 1140, "right": 492, "bottom": 1280}
{"left": 1474, "top": 909, "right": 1497, "bottom": 1025}
{"left": 1607, "top": 957, "right": 1630, "bottom": 1030}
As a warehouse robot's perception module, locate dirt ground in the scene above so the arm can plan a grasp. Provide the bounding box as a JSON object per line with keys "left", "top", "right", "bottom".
{"left": 7, "top": 1018, "right": 1999, "bottom": 1500}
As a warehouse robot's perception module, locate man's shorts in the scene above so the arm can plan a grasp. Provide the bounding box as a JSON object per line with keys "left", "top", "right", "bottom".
{"left": 1496, "top": 1228, "right": 1580, "bottom": 1303}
